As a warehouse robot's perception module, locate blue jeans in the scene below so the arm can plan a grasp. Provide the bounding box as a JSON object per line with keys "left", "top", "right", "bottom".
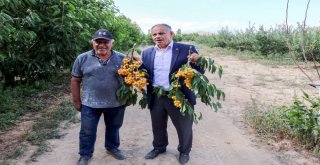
{"left": 79, "top": 105, "right": 125, "bottom": 158}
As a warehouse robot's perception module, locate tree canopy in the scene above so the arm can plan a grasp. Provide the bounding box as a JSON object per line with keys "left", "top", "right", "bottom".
{"left": 0, "top": 0, "right": 143, "bottom": 86}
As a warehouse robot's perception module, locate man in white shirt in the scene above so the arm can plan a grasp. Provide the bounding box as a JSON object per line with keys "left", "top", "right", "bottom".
{"left": 139, "top": 24, "right": 203, "bottom": 164}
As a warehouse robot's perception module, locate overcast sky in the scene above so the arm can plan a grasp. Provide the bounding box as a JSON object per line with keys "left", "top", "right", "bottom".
{"left": 113, "top": 0, "right": 320, "bottom": 34}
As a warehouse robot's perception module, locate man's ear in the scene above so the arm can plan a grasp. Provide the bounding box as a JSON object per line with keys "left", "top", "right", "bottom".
{"left": 170, "top": 31, "right": 174, "bottom": 37}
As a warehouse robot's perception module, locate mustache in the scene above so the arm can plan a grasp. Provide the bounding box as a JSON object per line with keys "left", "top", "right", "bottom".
{"left": 96, "top": 46, "right": 108, "bottom": 49}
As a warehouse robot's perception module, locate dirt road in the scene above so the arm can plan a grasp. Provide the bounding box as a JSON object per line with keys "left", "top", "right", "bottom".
{"left": 20, "top": 53, "right": 320, "bottom": 165}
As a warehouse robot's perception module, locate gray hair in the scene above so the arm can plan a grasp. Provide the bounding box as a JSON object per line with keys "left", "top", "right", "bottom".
{"left": 151, "top": 24, "right": 172, "bottom": 32}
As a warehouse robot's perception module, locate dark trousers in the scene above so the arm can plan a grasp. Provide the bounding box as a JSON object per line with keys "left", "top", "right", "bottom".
{"left": 150, "top": 95, "right": 193, "bottom": 154}
{"left": 79, "top": 105, "right": 125, "bottom": 158}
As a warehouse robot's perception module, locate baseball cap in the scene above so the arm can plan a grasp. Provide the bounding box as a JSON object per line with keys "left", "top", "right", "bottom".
{"left": 92, "top": 29, "right": 114, "bottom": 41}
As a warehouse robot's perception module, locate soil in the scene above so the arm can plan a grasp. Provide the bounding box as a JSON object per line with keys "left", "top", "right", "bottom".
{"left": 6, "top": 52, "right": 320, "bottom": 165}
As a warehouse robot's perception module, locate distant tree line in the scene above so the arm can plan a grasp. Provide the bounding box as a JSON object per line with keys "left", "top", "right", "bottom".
{"left": 182, "top": 25, "right": 320, "bottom": 61}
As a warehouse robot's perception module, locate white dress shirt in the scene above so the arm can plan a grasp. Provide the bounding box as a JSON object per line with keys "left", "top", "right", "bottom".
{"left": 152, "top": 41, "right": 174, "bottom": 91}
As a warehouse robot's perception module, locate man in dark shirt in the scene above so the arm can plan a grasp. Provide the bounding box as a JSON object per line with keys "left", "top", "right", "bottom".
{"left": 71, "top": 29, "right": 126, "bottom": 165}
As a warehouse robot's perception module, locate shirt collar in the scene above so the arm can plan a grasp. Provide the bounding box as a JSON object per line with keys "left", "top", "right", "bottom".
{"left": 154, "top": 40, "right": 173, "bottom": 51}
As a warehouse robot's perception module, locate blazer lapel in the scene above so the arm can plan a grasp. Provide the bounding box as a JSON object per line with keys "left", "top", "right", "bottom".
{"left": 150, "top": 48, "right": 156, "bottom": 78}
{"left": 170, "top": 43, "right": 179, "bottom": 71}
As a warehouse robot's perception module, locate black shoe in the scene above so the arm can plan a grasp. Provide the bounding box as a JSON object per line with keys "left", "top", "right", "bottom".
{"left": 179, "top": 153, "right": 189, "bottom": 164}
{"left": 144, "top": 149, "right": 166, "bottom": 159}
{"left": 107, "top": 148, "right": 126, "bottom": 160}
{"left": 77, "top": 156, "right": 90, "bottom": 165}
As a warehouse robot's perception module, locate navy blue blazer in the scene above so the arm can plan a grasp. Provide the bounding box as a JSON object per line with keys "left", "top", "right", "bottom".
{"left": 141, "top": 42, "right": 204, "bottom": 109}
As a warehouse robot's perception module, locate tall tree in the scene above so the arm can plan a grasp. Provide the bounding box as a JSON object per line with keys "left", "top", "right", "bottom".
{"left": 0, "top": 0, "right": 143, "bottom": 86}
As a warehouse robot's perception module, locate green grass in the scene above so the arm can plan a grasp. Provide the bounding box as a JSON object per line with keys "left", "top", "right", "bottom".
{"left": 244, "top": 98, "right": 290, "bottom": 139}
{"left": 0, "top": 144, "right": 28, "bottom": 164}
{"left": 26, "top": 99, "right": 77, "bottom": 161}
{"left": 0, "top": 160, "right": 14, "bottom": 165}
{"left": 0, "top": 88, "right": 39, "bottom": 131}
{"left": 0, "top": 70, "right": 79, "bottom": 162}
{"left": 210, "top": 46, "right": 294, "bottom": 66}
{"left": 6, "top": 145, "right": 28, "bottom": 159}
{"left": 244, "top": 96, "right": 320, "bottom": 156}
{"left": 30, "top": 143, "right": 51, "bottom": 161}
{"left": 1, "top": 99, "right": 78, "bottom": 162}
{"left": 0, "top": 71, "right": 70, "bottom": 132}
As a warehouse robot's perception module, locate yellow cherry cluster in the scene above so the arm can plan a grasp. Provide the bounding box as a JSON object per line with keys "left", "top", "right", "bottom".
{"left": 175, "top": 66, "right": 196, "bottom": 89}
{"left": 118, "top": 58, "right": 148, "bottom": 93}
{"left": 168, "top": 66, "right": 196, "bottom": 109}
{"left": 171, "top": 96, "right": 182, "bottom": 108}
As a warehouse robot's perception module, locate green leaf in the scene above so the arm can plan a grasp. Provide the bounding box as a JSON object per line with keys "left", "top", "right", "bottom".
{"left": 217, "top": 90, "right": 221, "bottom": 100}
{"left": 52, "top": 8, "right": 61, "bottom": 16}
{"left": 193, "top": 114, "right": 198, "bottom": 124}
{"left": 154, "top": 86, "right": 166, "bottom": 98}
{"left": 207, "top": 85, "right": 214, "bottom": 96}
{"left": 75, "top": 21, "right": 83, "bottom": 29}
{"left": 218, "top": 66, "right": 223, "bottom": 79}
{"left": 27, "top": 0, "right": 36, "bottom": 5}
{"left": 198, "top": 112, "right": 202, "bottom": 120}
{"left": 138, "top": 93, "right": 148, "bottom": 109}
{"left": 181, "top": 102, "right": 186, "bottom": 113}
{"left": 212, "top": 103, "right": 218, "bottom": 111}
{"left": 217, "top": 102, "right": 222, "bottom": 109}
{"left": 221, "top": 92, "right": 226, "bottom": 100}
{"left": 67, "top": 3, "right": 76, "bottom": 11}
{"left": 211, "top": 65, "right": 217, "bottom": 73}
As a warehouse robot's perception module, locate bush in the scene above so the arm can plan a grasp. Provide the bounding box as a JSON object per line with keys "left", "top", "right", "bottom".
{"left": 285, "top": 93, "right": 320, "bottom": 148}
{"left": 245, "top": 94, "right": 320, "bottom": 152}
{"left": 244, "top": 99, "right": 289, "bottom": 138}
